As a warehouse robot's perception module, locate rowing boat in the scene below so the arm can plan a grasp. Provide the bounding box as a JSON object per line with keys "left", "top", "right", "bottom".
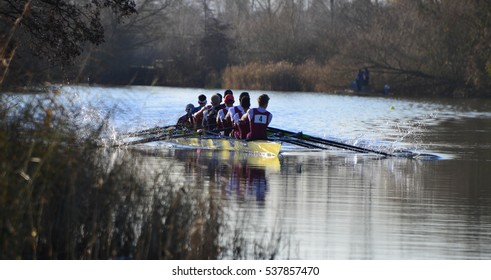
{"left": 119, "top": 125, "right": 401, "bottom": 158}
{"left": 163, "top": 136, "right": 281, "bottom": 157}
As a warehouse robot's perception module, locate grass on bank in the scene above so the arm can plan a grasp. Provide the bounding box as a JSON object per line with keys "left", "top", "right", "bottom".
{"left": 222, "top": 61, "right": 491, "bottom": 97}
{"left": 0, "top": 92, "right": 284, "bottom": 260}
{"left": 223, "top": 61, "right": 373, "bottom": 93}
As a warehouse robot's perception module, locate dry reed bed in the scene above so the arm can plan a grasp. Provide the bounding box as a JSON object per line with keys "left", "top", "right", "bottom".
{"left": 223, "top": 61, "right": 354, "bottom": 93}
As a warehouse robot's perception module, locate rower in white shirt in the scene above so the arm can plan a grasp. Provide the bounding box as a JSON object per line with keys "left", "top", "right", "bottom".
{"left": 217, "top": 94, "right": 235, "bottom": 136}
{"left": 225, "top": 92, "right": 250, "bottom": 126}
{"left": 228, "top": 94, "right": 251, "bottom": 139}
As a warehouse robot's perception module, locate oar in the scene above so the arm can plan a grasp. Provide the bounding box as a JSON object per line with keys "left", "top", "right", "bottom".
{"left": 268, "top": 127, "right": 392, "bottom": 157}
{"left": 115, "top": 131, "right": 197, "bottom": 147}
{"left": 277, "top": 137, "right": 326, "bottom": 149}
{"left": 269, "top": 132, "right": 326, "bottom": 150}
{"left": 122, "top": 124, "right": 178, "bottom": 138}
{"left": 117, "top": 126, "right": 234, "bottom": 147}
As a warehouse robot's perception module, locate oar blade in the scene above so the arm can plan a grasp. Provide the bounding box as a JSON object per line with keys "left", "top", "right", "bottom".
{"left": 268, "top": 127, "right": 392, "bottom": 157}
{"left": 121, "top": 124, "right": 180, "bottom": 138}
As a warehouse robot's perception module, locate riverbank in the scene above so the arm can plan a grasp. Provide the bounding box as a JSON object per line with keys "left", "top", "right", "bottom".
{"left": 3, "top": 82, "right": 489, "bottom": 100}
{"left": 2, "top": 62, "right": 490, "bottom": 99}
{"left": 222, "top": 62, "right": 491, "bottom": 99}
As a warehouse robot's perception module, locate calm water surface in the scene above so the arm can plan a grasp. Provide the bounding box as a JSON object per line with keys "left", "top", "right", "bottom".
{"left": 68, "top": 85, "right": 491, "bottom": 259}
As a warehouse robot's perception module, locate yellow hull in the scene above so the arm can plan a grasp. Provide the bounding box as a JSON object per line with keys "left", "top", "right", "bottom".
{"left": 169, "top": 137, "right": 281, "bottom": 156}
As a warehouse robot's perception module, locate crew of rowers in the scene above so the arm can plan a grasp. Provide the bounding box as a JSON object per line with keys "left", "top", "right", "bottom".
{"left": 176, "top": 90, "right": 272, "bottom": 140}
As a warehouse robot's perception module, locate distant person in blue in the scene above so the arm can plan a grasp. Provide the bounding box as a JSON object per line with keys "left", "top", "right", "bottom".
{"left": 363, "top": 67, "right": 370, "bottom": 86}
{"left": 356, "top": 69, "right": 364, "bottom": 91}
{"left": 384, "top": 84, "right": 390, "bottom": 95}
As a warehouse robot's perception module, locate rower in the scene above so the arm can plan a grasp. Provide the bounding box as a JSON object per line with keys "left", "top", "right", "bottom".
{"left": 226, "top": 91, "right": 249, "bottom": 127}
{"left": 216, "top": 93, "right": 223, "bottom": 106}
{"left": 228, "top": 93, "right": 250, "bottom": 139}
{"left": 217, "top": 94, "right": 235, "bottom": 136}
{"left": 233, "top": 96, "right": 251, "bottom": 139}
{"left": 202, "top": 94, "right": 221, "bottom": 131}
{"left": 219, "top": 89, "right": 234, "bottom": 110}
{"left": 176, "top": 103, "right": 195, "bottom": 128}
{"left": 192, "top": 94, "right": 208, "bottom": 128}
{"left": 241, "top": 94, "right": 272, "bottom": 140}
{"left": 195, "top": 94, "right": 207, "bottom": 113}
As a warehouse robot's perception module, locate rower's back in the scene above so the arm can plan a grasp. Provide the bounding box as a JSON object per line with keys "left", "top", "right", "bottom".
{"left": 246, "top": 94, "right": 272, "bottom": 140}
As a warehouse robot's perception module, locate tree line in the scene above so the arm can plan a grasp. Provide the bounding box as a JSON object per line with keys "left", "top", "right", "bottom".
{"left": 1, "top": 0, "right": 490, "bottom": 97}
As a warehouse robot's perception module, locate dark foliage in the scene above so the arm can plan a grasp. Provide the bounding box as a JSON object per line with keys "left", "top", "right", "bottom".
{"left": 2, "top": 0, "right": 490, "bottom": 96}
{"left": 201, "top": 17, "right": 231, "bottom": 73}
{"left": 0, "top": 0, "right": 136, "bottom": 63}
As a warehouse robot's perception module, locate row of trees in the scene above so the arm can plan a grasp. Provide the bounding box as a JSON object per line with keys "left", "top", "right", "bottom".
{"left": 1, "top": 0, "right": 490, "bottom": 96}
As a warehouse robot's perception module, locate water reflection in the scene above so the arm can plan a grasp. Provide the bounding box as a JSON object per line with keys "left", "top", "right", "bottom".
{"left": 246, "top": 167, "right": 268, "bottom": 202}
{"left": 149, "top": 148, "right": 280, "bottom": 204}
{"left": 130, "top": 138, "right": 491, "bottom": 259}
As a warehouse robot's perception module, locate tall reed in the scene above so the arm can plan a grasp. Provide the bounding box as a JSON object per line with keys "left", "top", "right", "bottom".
{"left": 223, "top": 60, "right": 354, "bottom": 92}
{"left": 0, "top": 1, "right": 31, "bottom": 87}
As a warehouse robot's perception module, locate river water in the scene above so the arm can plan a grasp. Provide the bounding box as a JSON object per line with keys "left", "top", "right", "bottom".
{"left": 67, "top": 85, "right": 491, "bottom": 259}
